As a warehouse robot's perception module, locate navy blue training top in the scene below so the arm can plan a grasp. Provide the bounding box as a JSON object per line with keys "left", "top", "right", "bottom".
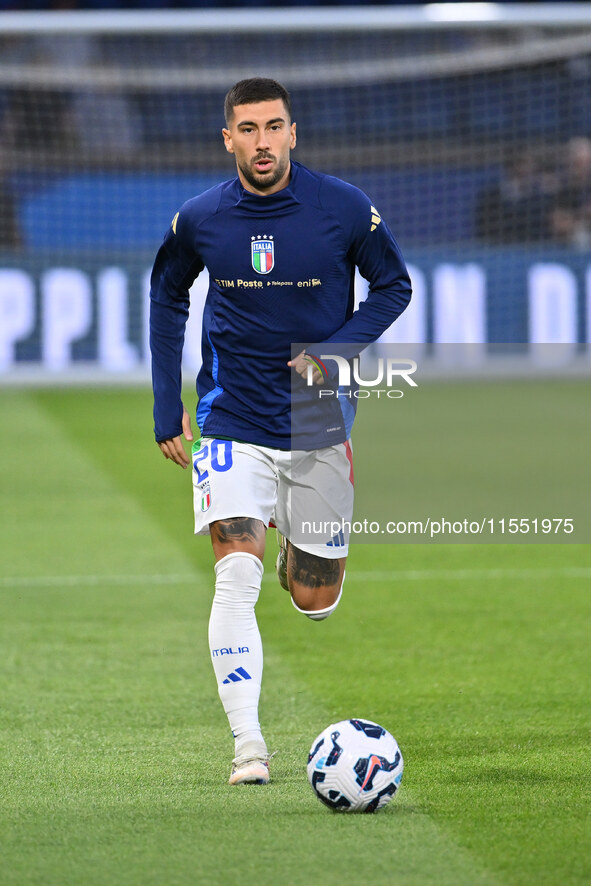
{"left": 150, "top": 160, "right": 411, "bottom": 450}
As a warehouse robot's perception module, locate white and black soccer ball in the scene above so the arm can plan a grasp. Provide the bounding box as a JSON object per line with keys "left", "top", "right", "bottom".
{"left": 307, "top": 718, "right": 403, "bottom": 813}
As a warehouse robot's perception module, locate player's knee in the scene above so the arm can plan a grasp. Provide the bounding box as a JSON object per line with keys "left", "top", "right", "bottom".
{"left": 214, "top": 551, "right": 264, "bottom": 607}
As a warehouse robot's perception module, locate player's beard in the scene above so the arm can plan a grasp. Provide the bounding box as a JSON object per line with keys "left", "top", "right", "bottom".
{"left": 238, "top": 153, "right": 290, "bottom": 193}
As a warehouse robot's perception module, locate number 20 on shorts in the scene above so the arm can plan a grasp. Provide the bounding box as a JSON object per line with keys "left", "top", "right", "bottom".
{"left": 192, "top": 439, "right": 233, "bottom": 482}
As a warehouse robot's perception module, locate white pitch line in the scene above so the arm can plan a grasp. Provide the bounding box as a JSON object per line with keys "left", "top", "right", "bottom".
{"left": 347, "top": 566, "right": 591, "bottom": 582}
{"left": 0, "top": 573, "right": 203, "bottom": 589}
{"left": 1, "top": 566, "right": 590, "bottom": 590}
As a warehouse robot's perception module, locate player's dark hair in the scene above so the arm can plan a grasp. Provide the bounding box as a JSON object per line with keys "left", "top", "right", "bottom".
{"left": 224, "top": 78, "right": 292, "bottom": 125}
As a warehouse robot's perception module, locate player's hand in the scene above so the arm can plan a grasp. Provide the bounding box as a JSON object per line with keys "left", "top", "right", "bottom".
{"left": 157, "top": 407, "right": 193, "bottom": 469}
{"left": 288, "top": 350, "right": 323, "bottom": 384}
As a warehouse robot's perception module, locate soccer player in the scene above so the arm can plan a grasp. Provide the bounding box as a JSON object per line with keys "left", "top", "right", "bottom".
{"left": 150, "top": 78, "right": 411, "bottom": 785}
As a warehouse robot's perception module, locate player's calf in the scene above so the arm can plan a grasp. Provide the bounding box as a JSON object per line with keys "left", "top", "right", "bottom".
{"left": 287, "top": 545, "right": 346, "bottom": 620}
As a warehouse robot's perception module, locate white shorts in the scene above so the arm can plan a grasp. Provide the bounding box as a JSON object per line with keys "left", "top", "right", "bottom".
{"left": 191, "top": 437, "right": 354, "bottom": 558}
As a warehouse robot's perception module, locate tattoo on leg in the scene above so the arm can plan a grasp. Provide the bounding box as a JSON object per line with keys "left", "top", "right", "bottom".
{"left": 289, "top": 547, "right": 340, "bottom": 589}
{"left": 211, "top": 517, "right": 264, "bottom": 546}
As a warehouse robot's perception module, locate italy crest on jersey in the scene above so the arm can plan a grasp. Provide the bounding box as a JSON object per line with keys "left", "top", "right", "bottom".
{"left": 251, "top": 235, "right": 274, "bottom": 274}
{"left": 199, "top": 480, "right": 211, "bottom": 512}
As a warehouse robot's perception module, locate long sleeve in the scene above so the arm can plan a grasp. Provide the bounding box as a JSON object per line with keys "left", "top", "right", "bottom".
{"left": 323, "top": 187, "right": 411, "bottom": 361}
{"left": 149, "top": 210, "right": 204, "bottom": 442}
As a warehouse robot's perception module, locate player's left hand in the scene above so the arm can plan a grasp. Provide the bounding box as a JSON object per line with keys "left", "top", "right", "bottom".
{"left": 288, "top": 350, "right": 323, "bottom": 384}
{"left": 157, "top": 406, "right": 193, "bottom": 469}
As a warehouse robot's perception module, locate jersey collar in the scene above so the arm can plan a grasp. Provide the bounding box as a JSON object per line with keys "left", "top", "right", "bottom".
{"left": 233, "top": 161, "right": 302, "bottom": 211}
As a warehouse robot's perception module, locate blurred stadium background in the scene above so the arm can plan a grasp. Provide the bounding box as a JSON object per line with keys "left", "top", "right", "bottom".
{"left": 0, "top": 2, "right": 590, "bottom": 380}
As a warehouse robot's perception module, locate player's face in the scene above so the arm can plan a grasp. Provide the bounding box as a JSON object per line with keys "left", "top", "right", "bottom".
{"left": 222, "top": 99, "right": 297, "bottom": 196}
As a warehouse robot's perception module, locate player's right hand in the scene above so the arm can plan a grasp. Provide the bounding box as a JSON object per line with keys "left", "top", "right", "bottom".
{"left": 157, "top": 407, "right": 193, "bottom": 469}
{"left": 288, "top": 350, "right": 323, "bottom": 384}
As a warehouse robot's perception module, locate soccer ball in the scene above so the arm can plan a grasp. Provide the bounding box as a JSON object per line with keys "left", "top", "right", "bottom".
{"left": 307, "top": 718, "right": 403, "bottom": 813}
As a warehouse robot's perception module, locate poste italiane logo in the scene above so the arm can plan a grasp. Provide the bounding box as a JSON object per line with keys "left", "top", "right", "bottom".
{"left": 251, "top": 235, "right": 274, "bottom": 274}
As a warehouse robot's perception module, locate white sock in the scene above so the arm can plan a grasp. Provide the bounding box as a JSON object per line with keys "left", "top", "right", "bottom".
{"left": 209, "top": 552, "right": 267, "bottom": 759}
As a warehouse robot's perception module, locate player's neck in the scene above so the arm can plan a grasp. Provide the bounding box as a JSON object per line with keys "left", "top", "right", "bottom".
{"left": 239, "top": 163, "right": 292, "bottom": 197}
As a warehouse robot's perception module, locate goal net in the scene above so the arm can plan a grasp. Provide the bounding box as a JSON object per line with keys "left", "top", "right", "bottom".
{"left": 0, "top": 6, "right": 590, "bottom": 377}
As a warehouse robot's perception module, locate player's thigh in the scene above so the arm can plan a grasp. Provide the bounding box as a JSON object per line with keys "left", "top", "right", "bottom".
{"left": 191, "top": 437, "right": 277, "bottom": 560}
{"left": 275, "top": 441, "right": 353, "bottom": 608}
{"left": 274, "top": 441, "right": 354, "bottom": 556}
{"left": 210, "top": 516, "right": 267, "bottom": 562}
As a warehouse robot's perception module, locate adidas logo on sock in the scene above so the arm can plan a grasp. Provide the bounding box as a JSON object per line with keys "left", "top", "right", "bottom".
{"left": 222, "top": 667, "right": 252, "bottom": 684}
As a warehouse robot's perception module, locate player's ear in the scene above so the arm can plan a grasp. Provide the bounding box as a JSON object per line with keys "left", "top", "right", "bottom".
{"left": 222, "top": 128, "right": 234, "bottom": 154}
{"left": 290, "top": 122, "right": 296, "bottom": 150}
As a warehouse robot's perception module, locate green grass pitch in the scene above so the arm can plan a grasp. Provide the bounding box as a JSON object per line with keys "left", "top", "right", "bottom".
{"left": 1, "top": 383, "right": 589, "bottom": 886}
